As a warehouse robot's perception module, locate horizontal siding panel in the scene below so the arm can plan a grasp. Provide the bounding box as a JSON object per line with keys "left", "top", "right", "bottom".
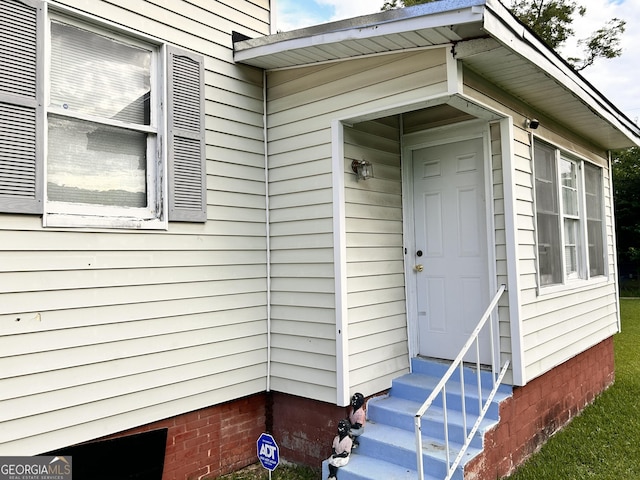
{"left": 1, "top": 348, "right": 266, "bottom": 423}
{"left": 270, "top": 349, "right": 335, "bottom": 371}
{"left": 346, "top": 247, "right": 404, "bottom": 262}
{"left": 347, "top": 260, "right": 405, "bottom": 277}
{"left": 346, "top": 274, "right": 405, "bottom": 293}
{"left": 269, "top": 189, "right": 333, "bottom": 209}
{"left": 350, "top": 355, "right": 409, "bottom": 383}
{"left": 268, "top": 173, "right": 333, "bottom": 195}
{"left": 270, "top": 249, "right": 334, "bottom": 263}
{"left": 347, "top": 287, "right": 406, "bottom": 308}
{"left": 350, "top": 328, "right": 407, "bottom": 354}
{"left": 525, "top": 322, "right": 617, "bottom": 379}
{"left": 270, "top": 334, "right": 334, "bottom": 356}
{"left": 268, "top": 51, "right": 446, "bottom": 117}
{"left": 349, "top": 342, "right": 408, "bottom": 370}
{"left": 270, "top": 263, "right": 334, "bottom": 278}
{"left": 1, "top": 279, "right": 266, "bottom": 315}
{"left": 347, "top": 218, "right": 403, "bottom": 233}
{"left": 271, "top": 319, "right": 334, "bottom": 339}
{"left": 0, "top": 361, "right": 266, "bottom": 446}
{"left": 523, "top": 304, "right": 616, "bottom": 348}
{"left": 1, "top": 315, "right": 266, "bottom": 358}
{"left": 2, "top": 340, "right": 264, "bottom": 406}
{"left": 269, "top": 159, "right": 331, "bottom": 182}
{"left": 348, "top": 301, "right": 407, "bottom": 323}
{"left": 271, "top": 305, "right": 335, "bottom": 324}
{"left": 270, "top": 233, "right": 333, "bottom": 250}
{"left": 269, "top": 203, "right": 332, "bottom": 223}
{"left": 269, "top": 218, "right": 333, "bottom": 236}
{"left": 1, "top": 265, "right": 266, "bottom": 294}
{"left": 271, "top": 291, "right": 334, "bottom": 309}
{"left": 271, "top": 277, "right": 334, "bottom": 294}
{"left": 0, "top": 230, "right": 266, "bottom": 251}
{"left": 269, "top": 377, "right": 336, "bottom": 404}
{"left": 349, "top": 315, "right": 407, "bottom": 338}
{"left": 0, "top": 250, "right": 266, "bottom": 273}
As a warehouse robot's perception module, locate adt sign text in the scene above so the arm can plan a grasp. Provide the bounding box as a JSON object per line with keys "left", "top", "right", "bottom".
{"left": 257, "top": 433, "right": 279, "bottom": 471}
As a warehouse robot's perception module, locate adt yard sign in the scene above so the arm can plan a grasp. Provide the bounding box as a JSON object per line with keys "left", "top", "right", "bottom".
{"left": 257, "top": 433, "right": 279, "bottom": 472}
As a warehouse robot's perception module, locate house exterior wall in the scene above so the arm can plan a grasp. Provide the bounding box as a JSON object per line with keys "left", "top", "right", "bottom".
{"left": 0, "top": 0, "right": 270, "bottom": 457}
{"left": 463, "top": 72, "right": 619, "bottom": 385}
{"left": 266, "top": 48, "right": 448, "bottom": 403}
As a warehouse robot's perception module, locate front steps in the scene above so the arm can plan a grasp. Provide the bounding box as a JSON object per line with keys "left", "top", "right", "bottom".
{"left": 322, "top": 358, "right": 512, "bottom": 480}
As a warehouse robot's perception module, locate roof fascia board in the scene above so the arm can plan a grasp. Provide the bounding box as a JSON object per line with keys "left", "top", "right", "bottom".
{"left": 483, "top": 0, "right": 640, "bottom": 146}
{"left": 234, "top": 6, "right": 483, "bottom": 66}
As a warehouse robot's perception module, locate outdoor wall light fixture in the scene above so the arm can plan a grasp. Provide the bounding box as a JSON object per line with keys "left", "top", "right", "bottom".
{"left": 351, "top": 159, "right": 374, "bottom": 181}
{"left": 525, "top": 118, "right": 540, "bottom": 129}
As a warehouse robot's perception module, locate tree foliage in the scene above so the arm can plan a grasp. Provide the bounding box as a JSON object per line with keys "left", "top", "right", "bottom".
{"left": 612, "top": 148, "right": 640, "bottom": 276}
{"left": 381, "top": 0, "right": 625, "bottom": 71}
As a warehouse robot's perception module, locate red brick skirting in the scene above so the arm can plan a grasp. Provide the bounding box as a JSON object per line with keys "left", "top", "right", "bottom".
{"left": 103, "top": 393, "right": 267, "bottom": 480}
{"left": 466, "top": 337, "right": 615, "bottom": 479}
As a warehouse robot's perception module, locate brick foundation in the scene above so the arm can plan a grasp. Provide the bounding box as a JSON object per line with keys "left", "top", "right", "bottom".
{"left": 102, "top": 393, "right": 267, "bottom": 480}
{"left": 270, "top": 392, "right": 348, "bottom": 467}
{"left": 466, "top": 337, "right": 615, "bottom": 479}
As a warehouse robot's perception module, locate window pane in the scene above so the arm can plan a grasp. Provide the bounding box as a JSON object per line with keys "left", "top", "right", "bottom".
{"left": 535, "top": 142, "right": 562, "bottom": 285}
{"left": 585, "top": 163, "right": 604, "bottom": 276}
{"left": 561, "top": 159, "right": 578, "bottom": 216}
{"left": 564, "top": 218, "right": 579, "bottom": 276}
{"left": 50, "top": 21, "right": 151, "bottom": 125}
{"left": 537, "top": 213, "right": 563, "bottom": 285}
{"left": 48, "top": 116, "right": 147, "bottom": 207}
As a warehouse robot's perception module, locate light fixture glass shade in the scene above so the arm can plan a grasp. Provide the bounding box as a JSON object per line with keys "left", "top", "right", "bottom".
{"left": 352, "top": 159, "right": 374, "bottom": 180}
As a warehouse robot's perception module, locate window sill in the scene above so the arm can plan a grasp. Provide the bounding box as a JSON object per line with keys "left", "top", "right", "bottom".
{"left": 536, "top": 275, "right": 610, "bottom": 298}
{"left": 44, "top": 213, "right": 167, "bottom": 230}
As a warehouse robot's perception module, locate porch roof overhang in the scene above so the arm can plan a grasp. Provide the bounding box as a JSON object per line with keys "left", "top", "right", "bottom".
{"left": 234, "top": 0, "right": 640, "bottom": 151}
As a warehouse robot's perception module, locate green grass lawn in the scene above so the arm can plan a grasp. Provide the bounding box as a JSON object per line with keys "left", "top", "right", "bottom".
{"left": 508, "top": 298, "right": 640, "bottom": 480}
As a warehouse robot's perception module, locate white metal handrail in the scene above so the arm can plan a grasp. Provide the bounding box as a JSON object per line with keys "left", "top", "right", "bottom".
{"left": 414, "top": 284, "right": 509, "bottom": 480}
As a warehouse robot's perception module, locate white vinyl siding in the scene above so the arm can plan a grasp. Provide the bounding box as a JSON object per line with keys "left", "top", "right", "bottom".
{"left": 0, "top": 0, "right": 269, "bottom": 456}
{"left": 463, "top": 71, "right": 619, "bottom": 384}
{"left": 344, "top": 119, "right": 408, "bottom": 395}
{"left": 267, "top": 49, "right": 447, "bottom": 402}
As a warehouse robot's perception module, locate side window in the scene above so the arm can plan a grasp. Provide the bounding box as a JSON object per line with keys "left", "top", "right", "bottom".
{"left": 0, "top": 0, "right": 206, "bottom": 226}
{"left": 533, "top": 140, "right": 606, "bottom": 288}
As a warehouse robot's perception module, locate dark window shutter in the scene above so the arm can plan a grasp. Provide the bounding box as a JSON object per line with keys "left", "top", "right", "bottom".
{"left": 0, "top": 0, "right": 43, "bottom": 214}
{"left": 167, "top": 46, "right": 206, "bottom": 222}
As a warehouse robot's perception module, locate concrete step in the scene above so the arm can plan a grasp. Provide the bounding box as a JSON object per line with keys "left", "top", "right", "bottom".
{"left": 367, "top": 395, "right": 495, "bottom": 448}
{"left": 330, "top": 358, "right": 513, "bottom": 480}
{"left": 390, "top": 367, "right": 511, "bottom": 420}
{"left": 411, "top": 357, "right": 513, "bottom": 398}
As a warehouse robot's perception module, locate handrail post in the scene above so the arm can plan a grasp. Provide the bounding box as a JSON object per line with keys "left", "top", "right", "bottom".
{"left": 415, "top": 415, "right": 424, "bottom": 480}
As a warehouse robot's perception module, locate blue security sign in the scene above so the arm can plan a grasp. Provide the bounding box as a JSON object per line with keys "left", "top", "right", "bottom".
{"left": 257, "top": 433, "right": 279, "bottom": 471}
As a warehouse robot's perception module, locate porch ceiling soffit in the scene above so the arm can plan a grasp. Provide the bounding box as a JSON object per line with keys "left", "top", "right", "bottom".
{"left": 234, "top": 0, "right": 640, "bottom": 151}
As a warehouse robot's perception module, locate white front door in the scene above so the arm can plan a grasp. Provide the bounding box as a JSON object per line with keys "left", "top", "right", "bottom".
{"left": 410, "top": 136, "right": 491, "bottom": 363}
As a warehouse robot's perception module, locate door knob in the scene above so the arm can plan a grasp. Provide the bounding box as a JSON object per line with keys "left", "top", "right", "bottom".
{"left": 414, "top": 264, "right": 424, "bottom": 272}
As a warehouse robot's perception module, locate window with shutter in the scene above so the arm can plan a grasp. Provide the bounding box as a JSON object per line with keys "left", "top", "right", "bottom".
{"left": 0, "top": 1, "right": 207, "bottom": 227}
{"left": 0, "top": 0, "right": 43, "bottom": 214}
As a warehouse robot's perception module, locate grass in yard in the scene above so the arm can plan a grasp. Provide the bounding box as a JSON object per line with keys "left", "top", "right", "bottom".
{"left": 214, "top": 462, "right": 320, "bottom": 480}
{"left": 508, "top": 298, "right": 640, "bottom": 479}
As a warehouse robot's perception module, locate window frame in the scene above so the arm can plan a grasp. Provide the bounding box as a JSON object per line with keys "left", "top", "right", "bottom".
{"left": 533, "top": 138, "right": 608, "bottom": 293}
{"left": 42, "top": 11, "right": 167, "bottom": 229}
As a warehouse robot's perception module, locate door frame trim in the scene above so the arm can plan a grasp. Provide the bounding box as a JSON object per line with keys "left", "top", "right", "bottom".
{"left": 402, "top": 119, "right": 498, "bottom": 362}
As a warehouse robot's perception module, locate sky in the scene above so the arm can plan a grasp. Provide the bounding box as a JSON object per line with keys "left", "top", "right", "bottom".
{"left": 274, "top": 0, "right": 640, "bottom": 124}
